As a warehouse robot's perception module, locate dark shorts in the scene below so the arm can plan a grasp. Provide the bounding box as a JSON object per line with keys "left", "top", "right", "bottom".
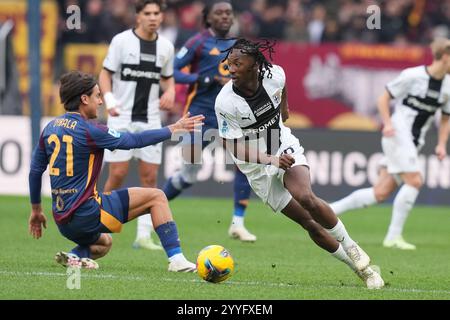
{"left": 57, "top": 189, "right": 130, "bottom": 246}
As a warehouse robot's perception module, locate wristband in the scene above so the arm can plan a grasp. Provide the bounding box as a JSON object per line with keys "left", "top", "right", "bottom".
{"left": 104, "top": 92, "right": 118, "bottom": 110}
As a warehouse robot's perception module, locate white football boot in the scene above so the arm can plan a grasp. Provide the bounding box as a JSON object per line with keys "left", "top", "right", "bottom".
{"left": 383, "top": 235, "right": 416, "bottom": 250}
{"left": 228, "top": 225, "right": 257, "bottom": 242}
{"left": 55, "top": 251, "right": 99, "bottom": 269}
{"left": 356, "top": 266, "right": 385, "bottom": 289}
{"left": 168, "top": 259, "right": 197, "bottom": 273}
{"left": 80, "top": 257, "right": 99, "bottom": 269}
{"left": 345, "top": 244, "right": 370, "bottom": 271}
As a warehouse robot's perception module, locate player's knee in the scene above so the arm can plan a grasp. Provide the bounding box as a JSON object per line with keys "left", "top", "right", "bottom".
{"left": 303, "top": 220, "right": 324, "bottom": 237}
{"left": 374, "top": 187, "right": 390, "bottom": 202}
{"left": 94, "top": 246, "right": 110, "bottom": 259}
{"left": 110, "top": 167, "right": 128, "bottom": 180}
{"left": 152, "top": 189, "right": 168, "bottom": 206}
{"left": 103, "top": 234, "right": 113, "bottom": 248}
{"left": 101, "top": 236, "right": 113, "bottom": 256}
{"left": 91, "top": 236, "right": 112, "bottom": 259}
{"left": 407, "top": 175, "right": 423, "bottom": 189}
{"left": 141, "top": 173, "right": 157, "bottom": 188}
{"left": 296, "top": 192, "right": 318, "bottom": 212}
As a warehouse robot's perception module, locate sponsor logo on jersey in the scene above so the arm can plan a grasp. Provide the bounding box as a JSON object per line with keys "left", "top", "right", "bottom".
{"left": 121, "top": 67, "right": 161, "bottom": 80}
{"left": 108, "top": 128, "right": 121, "bottom": 138}
{"left": 176, "top": 47, "right": 188, "bottom": 59}
{"left": 404, "top": 95, "right": 440, "bottom": 113}
{"left": 243, "top": 113, "right": 280, "bottom": 135}
{"left": 254, "top": 101, "right": 274, "bottom": 117}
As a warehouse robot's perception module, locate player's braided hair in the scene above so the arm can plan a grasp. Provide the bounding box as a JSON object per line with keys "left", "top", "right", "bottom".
{"left": 222, "top": 38, "right": 276, "bottom": 81}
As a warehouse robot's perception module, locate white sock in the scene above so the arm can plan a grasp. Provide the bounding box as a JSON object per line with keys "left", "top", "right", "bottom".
{"left": 330, "top": 188, "right": 377, "bottom": 215}
{"left": 331, "top": 244, "right": 357, "bottom": 272}
{"left": 385, "top": 184, "right": 419, "bottom": 241}
{"left": 136, "top": 214, "right": 153, "bottom": 240}
{"left": 171, "top": 172, "right": 184, "bottom": 190}
{"left": 168, "top": 253, "right": 187, "bottom": 263}
{"left": 231, "top": 216, "right": 244, "bottom": 228}
{"left": 326, "top": 219, "right": 356, "bottom": 251}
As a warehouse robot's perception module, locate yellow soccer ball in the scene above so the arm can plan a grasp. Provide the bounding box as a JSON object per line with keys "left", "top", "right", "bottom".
{"left": 196, "top": 245, "right": 234, "bottom": 283}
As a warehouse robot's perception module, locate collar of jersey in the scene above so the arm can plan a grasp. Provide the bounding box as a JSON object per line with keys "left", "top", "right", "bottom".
{"left": 65, "top": 112, "right": 84, "bottom": 119}
{"left": 132, "top": 28, "right": 159, "bottom": 43}
{"left": 232, "top": 79, "right": 263, "bottom": 99}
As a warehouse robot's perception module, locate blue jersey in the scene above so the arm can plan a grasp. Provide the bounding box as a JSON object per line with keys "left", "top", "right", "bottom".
{"left": 174, "top": 30, "right": 235, "bottom": 128}
{"left": 29, "top": 112, "right": 171, "bottom": 225}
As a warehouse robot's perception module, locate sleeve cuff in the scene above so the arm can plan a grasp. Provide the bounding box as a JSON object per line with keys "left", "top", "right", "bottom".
{"left": 385, "top": 85, "right": 395, "bottom": 99}
{"left": 103, "top": 66, "right": 116, "bottom": 73}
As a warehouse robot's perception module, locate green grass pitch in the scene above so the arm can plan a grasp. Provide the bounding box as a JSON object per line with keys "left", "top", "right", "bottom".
{"left": 1, "top": 195, "right": 449, "bottom": 300}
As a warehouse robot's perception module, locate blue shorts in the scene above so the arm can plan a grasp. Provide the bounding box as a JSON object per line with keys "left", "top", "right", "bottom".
{"left": 57, "top": 189, "right": 130, "bottom": 246}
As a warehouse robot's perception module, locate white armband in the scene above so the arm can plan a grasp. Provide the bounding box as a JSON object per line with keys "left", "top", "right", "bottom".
{"left": 103, "top": 92, "right": 118, "bottom": 110}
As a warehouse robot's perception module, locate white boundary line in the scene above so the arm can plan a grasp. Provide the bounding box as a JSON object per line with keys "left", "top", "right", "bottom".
{"left": 1, "top": 270, "right": 450, "bottom": 296}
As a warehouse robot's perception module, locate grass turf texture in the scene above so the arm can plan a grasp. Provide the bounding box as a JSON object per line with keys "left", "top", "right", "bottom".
{"left": 0, "top": 195, "right": 449, "bottom": 300}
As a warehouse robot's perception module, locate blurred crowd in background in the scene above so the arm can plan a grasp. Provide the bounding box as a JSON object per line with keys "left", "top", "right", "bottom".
{"left": 58, "top": 0, "right": 450, "bottom": 48}
{"left": 1, "top": 0, "right": 449, "bottom": 117}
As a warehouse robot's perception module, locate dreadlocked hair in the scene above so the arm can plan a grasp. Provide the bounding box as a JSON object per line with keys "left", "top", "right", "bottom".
{"left": 222, "top": 38, "right": 276, "bottom": 81}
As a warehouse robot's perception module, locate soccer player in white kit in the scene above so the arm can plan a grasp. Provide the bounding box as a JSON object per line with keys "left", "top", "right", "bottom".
{"left": 330, "top": 38, "right": 450, "bottom": 250}
{"left": 99, "top": 0, "right": 175, "bottom": 250}
{"left": 215, "top": 38, "right": 384, "bottom": 289}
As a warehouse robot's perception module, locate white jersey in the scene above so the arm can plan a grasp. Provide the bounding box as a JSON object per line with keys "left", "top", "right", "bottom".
{"left": 215, "top": 65, "right": 299, "bottom": 178}
{"left": 103, "top": 29, "right": 174, "bottom": 124}
{"left": 386, "top": 65, "right": 450, "bottom": 149}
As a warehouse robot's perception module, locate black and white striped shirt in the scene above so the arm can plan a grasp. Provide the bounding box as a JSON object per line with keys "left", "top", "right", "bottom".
{"left": 103, "top": 29, "right": 174, "bottom": 123}
{"left": 386, "top": 65, "right": 450, "bottom": 148}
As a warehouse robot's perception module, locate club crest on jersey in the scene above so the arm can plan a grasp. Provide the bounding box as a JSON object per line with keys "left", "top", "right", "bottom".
{"left": 176, "top": 47, "right": 188, "bottom": 59}
{"left": 140, "top": 53, "right": 156, "bottom": 62}
{"left": 108, "top": 128, "right": 121, "bottom": 138}
{"left": 221, "top": 120, "right": 229, "bottom": 134}
{"left": 273, "top": 89, "right": 282, "bottom": 105}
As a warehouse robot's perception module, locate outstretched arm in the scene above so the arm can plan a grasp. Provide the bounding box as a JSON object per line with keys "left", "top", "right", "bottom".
{"left": 118, "top": 113, "right": 204, "bottom": 149}
{"left": 89, "top": 113, "right": 205, "bottom": 150}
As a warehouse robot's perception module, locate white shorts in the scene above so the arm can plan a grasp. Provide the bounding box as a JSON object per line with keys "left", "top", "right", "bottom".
{"left": 104, "top": 118, "right": 163, "bottom": 164}
{"left": 381, "top": 134, "right": 419, "bottom": 175}
{"left": 238, "top": 142, "right": 308, "bottom": 212}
